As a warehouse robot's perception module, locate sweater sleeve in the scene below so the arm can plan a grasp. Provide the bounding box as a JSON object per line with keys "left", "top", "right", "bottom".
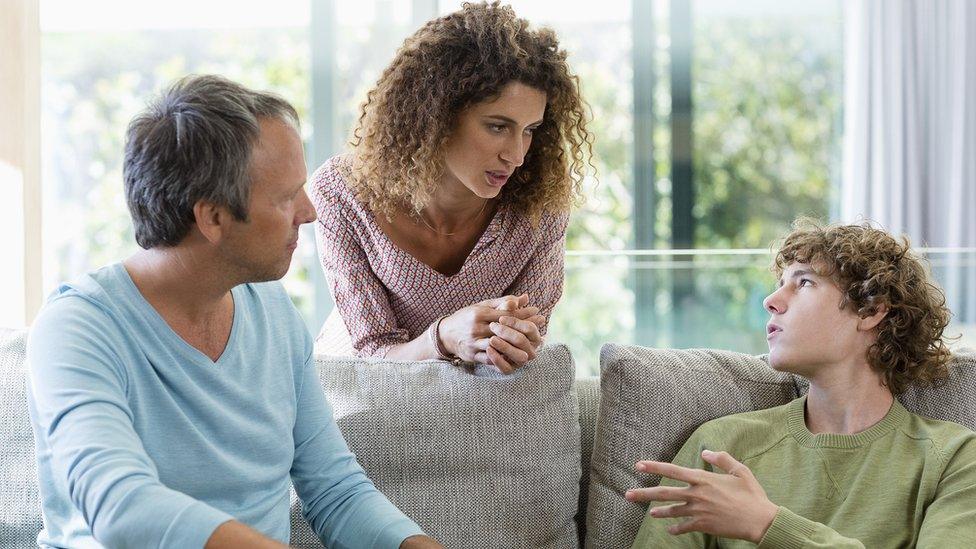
{"left": 312, "top": 158, "right": 409, "bottom": 357}
{"left": 26, "top": 297, "right": 233, "bottom": 549}
{"left": 504, "top": 212, "right": 568, "bottom": 336}
{"left": 290, "top": 350, "right": 424, "bottom": 547}
{"left": 757, "top": 507, "right": 865, "bottom": 548}
{"left": 915, "top": 434, "right": 976, "bottom": 548}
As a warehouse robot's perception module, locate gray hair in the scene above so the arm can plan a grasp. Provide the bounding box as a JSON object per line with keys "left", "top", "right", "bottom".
{"left": 123, "top": 74, "right": 300, "bottom": 249}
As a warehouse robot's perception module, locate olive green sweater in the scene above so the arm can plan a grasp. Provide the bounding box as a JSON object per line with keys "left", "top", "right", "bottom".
{"left": 631, "top": 396, "right": 976, "bottom": 548}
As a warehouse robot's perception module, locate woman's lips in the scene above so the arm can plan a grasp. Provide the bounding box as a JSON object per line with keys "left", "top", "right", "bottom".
{"left": 485, "top": 171, "right": 510, "bottom": 187}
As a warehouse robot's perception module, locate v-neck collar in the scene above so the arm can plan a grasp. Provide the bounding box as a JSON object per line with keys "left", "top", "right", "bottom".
{"left": 364, "top": 202, "right": 508, "bottom": 279}
{"left": 111, "top": 263, "right": 242, "bottom": 367}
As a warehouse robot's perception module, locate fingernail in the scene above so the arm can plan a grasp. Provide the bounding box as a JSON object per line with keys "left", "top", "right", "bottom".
{"left": 490, "top": 322, "right": 499, "bottom": 329}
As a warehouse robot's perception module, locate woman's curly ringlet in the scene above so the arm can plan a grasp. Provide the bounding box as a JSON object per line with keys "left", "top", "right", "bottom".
{"left": 773, "top": 218, "right": 952, "bottom": 394}
{"left": 348, "top": 1, "right": 594, "bottom": 222}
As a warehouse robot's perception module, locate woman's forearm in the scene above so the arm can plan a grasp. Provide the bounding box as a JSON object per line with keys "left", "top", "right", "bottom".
{"left": 380, "top": 331, "right": 440, "bottom": 361}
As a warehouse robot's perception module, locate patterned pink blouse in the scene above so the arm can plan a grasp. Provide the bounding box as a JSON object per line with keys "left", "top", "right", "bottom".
{"left": 312, "top": 155, "right": 568, "bottom": 358}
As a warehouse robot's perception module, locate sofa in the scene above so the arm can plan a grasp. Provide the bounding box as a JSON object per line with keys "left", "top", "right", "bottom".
{"left": 2, "top": 326, "right": 974, "bottom": 548}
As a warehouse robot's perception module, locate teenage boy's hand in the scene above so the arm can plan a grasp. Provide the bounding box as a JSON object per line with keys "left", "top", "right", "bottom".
{"left": 625, "top": 450, "right": 779, "bottom": 543}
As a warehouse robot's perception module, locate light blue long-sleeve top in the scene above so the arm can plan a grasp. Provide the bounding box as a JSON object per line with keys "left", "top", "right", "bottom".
{"left": 26, "top": 263, "right": 423, "bottom": 548}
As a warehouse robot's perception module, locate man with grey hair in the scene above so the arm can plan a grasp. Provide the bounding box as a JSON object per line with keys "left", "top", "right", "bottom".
{"left": 26, "top": 75, "right": 443, "bottom": 549}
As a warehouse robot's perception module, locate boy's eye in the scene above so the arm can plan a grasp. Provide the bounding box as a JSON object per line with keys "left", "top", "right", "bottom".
{"left": 488, "top": 124, "right": 506, "bottom": 133}
{"left": 798, "top": 278, "right": 812, "bottom": 287}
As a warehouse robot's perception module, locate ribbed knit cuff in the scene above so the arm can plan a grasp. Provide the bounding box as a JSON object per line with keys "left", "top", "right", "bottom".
{"left": 159, "top": 500, "right": 235, "bottom": 549}
{"left": 366, "top": 516, "right": 426, "bottom": 549}
{"left": 757, "top": 506, "right": 818, "bottom": 549}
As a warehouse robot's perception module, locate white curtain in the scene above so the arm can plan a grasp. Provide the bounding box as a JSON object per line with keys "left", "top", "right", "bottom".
{"left": 842, "top": 0, "right": 975, "bottom": 322}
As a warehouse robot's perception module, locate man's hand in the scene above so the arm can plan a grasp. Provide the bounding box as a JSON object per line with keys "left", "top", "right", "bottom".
{"left": 205, "top": 520, "right": 289, "bottom": 548}
{"left": 400, "top": 534, "right": 445, "bottom": 548}
{"left": 625, "top": 450, "right": 779, "bottom": 543}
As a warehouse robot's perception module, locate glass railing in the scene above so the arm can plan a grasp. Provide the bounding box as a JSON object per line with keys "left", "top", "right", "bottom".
{"left": 548, "top": 249, "right": 976, "bottom": 377}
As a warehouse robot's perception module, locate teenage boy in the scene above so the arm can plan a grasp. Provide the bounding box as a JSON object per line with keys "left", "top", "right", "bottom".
{"left": 628, "top": 220, "right": 976, "bottom": 548}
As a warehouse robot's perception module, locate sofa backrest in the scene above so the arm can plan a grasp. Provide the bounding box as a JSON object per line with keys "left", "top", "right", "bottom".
{"left": 9, "top": 323, "right": 975, "bottom": 549}
{"left": 0, "top": 328, "right": 602, "bottom": 548}
{"left": 0, "top": 328, "right": 43, "bottom": 546}
{"left": 575, "top": 376, "right": 600, "bottom": 543}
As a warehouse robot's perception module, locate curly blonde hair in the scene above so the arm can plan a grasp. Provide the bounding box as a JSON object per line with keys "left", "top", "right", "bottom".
{"left": 773, "top": 218, "right": 952, "bottom": 394}
{"left": 348, "top": 1, "right": 593, "bottom": 222}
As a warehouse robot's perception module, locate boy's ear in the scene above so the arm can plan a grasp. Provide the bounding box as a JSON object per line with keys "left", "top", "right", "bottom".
{"left": 193, "top": 199, "right": 226, "bottom": 245}
{"left": 858, "top": 303, "right": 888, "bottom": 332}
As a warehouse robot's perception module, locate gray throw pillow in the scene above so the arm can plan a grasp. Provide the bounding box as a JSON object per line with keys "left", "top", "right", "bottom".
{"left": 290, "top": 344, "right": 582, "bottom": 549}
{"left": 899, "top": 349, "right": 976, "bottom": 429}
{"left": 584, "top": 344, "right": 797, "bottom": 549}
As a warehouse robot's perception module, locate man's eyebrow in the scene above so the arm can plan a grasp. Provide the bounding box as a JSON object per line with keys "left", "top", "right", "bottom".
{"left": 483, "top": 115, "right": 545, "bottom": 127}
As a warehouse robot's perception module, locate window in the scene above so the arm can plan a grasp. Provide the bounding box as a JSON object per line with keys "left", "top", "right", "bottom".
{"left": 24, "top": 1, "right": 973, "bottom": 374}
{"left": 441, "top": 1, "right": 847, "bottom": 373}
{"left": 303, "top": 0, "right": 438, "bottom": 330}
{"left": 40, "top": 0, "right": 315, "bottom": 316}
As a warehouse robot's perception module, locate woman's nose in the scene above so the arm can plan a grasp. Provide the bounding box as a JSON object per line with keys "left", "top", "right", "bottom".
{"left": 501, "top": 135, "right": 526, "bottom": 167}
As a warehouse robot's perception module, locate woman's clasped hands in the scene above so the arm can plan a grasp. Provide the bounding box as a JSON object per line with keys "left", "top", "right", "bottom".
{"left": 438, "top": 293, "right": 545, "bottom": 373}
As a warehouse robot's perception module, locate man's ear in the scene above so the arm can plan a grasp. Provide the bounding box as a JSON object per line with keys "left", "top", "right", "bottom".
{"left": 192, "top": 199, "right": 226, "bottom": 245}
{"left": 858, "top": 303, "right": 888, "bottom": 332}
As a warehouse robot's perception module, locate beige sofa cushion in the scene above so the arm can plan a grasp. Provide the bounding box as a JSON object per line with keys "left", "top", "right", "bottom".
{"left": 584, "top": 344, "right": 797, "bottom": 549}
{"left": 575, "top": 376, "right": 601, "bottom": 542}
{"left": 290, "top": 344, "right": 582, "bottom": 549}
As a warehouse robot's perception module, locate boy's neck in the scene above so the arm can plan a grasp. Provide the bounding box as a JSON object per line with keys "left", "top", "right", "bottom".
{"left": 803, "top": 358, "right": 895, "bottom": 435}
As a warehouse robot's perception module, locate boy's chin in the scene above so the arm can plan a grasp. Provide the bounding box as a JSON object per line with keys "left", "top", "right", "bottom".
{"left": 767, "top": 353, "right": 796, "bottom": 373}
{"left": 768, "top": 355, "right": 815, "bottom": 381}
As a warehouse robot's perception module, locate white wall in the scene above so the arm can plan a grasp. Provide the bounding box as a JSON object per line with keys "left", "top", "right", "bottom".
{"left": 0, "top": 0, "right": 42, "bottom": 328}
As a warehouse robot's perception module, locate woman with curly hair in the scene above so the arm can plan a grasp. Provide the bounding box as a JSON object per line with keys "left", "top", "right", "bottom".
{"left": 311, "top": 2, "right": 592, "bottom": 371}
{"left": 628, "top": 219, "right": 975, "bottom": 548}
